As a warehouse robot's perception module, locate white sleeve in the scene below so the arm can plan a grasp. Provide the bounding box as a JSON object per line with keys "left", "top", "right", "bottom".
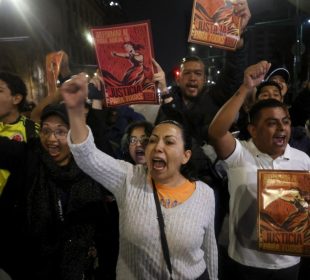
{"left": 68, "top": 126, "right": 133, "bottom": 197}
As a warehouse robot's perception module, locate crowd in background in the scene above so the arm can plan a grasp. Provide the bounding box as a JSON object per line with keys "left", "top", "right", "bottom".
{"left": 1, "top": 1, "right": 310, "bottom": 280}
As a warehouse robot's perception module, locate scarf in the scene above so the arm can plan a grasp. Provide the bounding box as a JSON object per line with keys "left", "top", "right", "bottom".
{"left": 26, "top": 145, "right": 107, "bottom": 279}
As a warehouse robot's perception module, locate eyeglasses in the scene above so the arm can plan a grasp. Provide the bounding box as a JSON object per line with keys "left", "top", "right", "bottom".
{"left": 129, "top": 136, "right": 149, "bottom": 146}
{"left": 40, "top": 127, "right": 68, "bottom": 140}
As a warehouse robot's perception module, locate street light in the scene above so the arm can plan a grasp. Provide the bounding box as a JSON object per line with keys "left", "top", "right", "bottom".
{"left": 8, "top": 0, "right": 24, "bottom": 8}
{"left": 85, "top": 31, "right": 94, "bottom": 45}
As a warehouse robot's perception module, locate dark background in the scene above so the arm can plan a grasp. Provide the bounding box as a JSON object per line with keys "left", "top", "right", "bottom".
{"left": 119, "top": 0, "right": 310, "bottom": 85}
{"left": 0, "top": 0, "right": 309, "bottom": 100}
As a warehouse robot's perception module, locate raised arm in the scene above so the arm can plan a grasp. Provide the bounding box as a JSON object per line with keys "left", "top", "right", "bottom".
{"left": 60, "top": 73, "right": 89, "bottom": 144}
{"left": 30, "top": 89, "right": 62, "bottom": 122}
{"left": 208, "top": 61, "right": 271, "bottom": 159}
{"left": 111, "top": 51, "right": 129, "bottom": 58}
{"left": 234, "top": 0, "right": 251, "bottom": 50}
{"left": 152, "top": 58, "right": 168, "bottom": 95}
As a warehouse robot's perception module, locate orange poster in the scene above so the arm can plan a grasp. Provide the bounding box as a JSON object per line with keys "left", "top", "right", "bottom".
{"left": 91, "top": 21, "right": 158, "bottom": 107}
{"left": 188, "top": 0, "right": 241, "bottom": 50}
{"left": 45, "top": 51, "right": 64, "bottom": 95}
{"left": 258, "top": 170, "right": 310, "bottom": 256}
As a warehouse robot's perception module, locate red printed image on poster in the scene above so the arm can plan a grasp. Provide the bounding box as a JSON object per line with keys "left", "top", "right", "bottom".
{"left": 188, "top": 0, "right": 241, "bottom": 50}
{"left": 46, "top": 51, "right": 64, "bottom": 95}
{"left": 258, "top": 170, "right": 310, "bottom": 256}
{"left": 91, "top": 21, "right": 158, "bottom": 107}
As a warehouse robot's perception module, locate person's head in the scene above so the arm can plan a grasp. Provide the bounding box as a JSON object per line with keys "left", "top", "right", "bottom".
{"left": 255, "top": 81, "right": 283, "bottom": 102}
{"left": 123, "top": 120, "right": 154, "bottom": 165}
{"left": 176, "top": 56, "right": 206, "bottom": 102}
{"left": 145, "top": 120, "right": 193, "bottom": 185}
{"left": 0, "top": 72, "right": 28, "bottom": 123}
{"left": 40, "top": 103, "right": 71, "bottom": 166}
{"left": 247, "top": 99, "right": 291, "bottom": 159}
{"left": 265, "top": 67, "right": 290, "bottom": 97}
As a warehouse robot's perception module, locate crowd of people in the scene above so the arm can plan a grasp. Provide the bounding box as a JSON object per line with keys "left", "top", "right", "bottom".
{"left": 1, "top": 0, "right": 310, "bottom": 279}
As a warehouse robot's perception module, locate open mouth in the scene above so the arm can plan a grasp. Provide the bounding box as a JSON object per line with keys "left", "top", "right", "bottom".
{"left": 186, "top": 84, "right": 198, "bottom": 93}
{"left": 152, "top": 158, "right": 166, "bottom": 170}
{"left": 273, "top": 135, "right": 286, "bottom": 146}
{"left": 135, "top": 148, "right": 145, "bottom": 157}
{"left": 47, "top": 145, "right": 60, "bottom": 157}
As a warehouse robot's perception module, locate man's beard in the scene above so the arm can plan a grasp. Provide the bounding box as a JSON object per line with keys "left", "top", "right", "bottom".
{"left": 182, "top": 85, "right": 206, "bottom": 103}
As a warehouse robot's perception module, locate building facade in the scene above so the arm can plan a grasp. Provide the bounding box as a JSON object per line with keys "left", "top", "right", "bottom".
{"left": 0, "top": 0, "right": 125, "bottom": 102}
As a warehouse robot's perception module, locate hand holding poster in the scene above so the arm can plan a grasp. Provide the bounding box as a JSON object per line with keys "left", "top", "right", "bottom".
{"left": 258, "top": 170, "right": 310, "bottom": 256}
{"left": 91, "top": 21, "right": 158, "bottom": 107}
{"left": 188, "top": 0, "right": 242, "bottom": 50}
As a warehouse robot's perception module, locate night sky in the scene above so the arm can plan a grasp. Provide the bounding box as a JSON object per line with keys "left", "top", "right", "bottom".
{"left": 119, "top": 0, "right": 310, "bottom": 80}
{"left": 120, "top": 0, "right": 193, "bottom": 76}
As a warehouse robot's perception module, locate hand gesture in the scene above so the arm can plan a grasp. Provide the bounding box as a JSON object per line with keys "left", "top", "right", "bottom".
{"left": 243, "top": 61, "right": 271, "bottom": 90}
{"left": 60, "top": 73, "right": 88, "bottom": 109}
{"left": 152, "top": 58, "right": 167, "bottom": 92}
{"left": 233, "top": 0, "right": 251, "bottom": 34}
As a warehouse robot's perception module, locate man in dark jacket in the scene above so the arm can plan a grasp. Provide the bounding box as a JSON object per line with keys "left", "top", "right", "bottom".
{"left": 154, "top": 1, "right": 251, "bottom": 236}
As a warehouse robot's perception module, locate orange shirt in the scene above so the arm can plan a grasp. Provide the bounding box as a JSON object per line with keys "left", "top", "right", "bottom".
{"left": 155, "top": 180, "right": 196, "bottom": 208}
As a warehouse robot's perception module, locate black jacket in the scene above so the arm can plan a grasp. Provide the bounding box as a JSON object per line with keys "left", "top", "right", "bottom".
{"left": 155, "top": 43, "right": 248, "bottom": 182}
{"left": 155, "top": 42, "right": 248, "bottom": 144}
{"left": 0, "top": 137, "right": 115, "bottom": 280}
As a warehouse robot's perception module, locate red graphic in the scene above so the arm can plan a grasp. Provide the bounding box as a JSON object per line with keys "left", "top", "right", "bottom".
{"left": 91, "top": 21, "right": 158, "bottom": 107}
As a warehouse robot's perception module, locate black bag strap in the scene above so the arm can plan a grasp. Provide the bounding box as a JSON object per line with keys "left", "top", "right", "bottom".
{"left": 151, "top": 179, "right": 173, "bottom": 280}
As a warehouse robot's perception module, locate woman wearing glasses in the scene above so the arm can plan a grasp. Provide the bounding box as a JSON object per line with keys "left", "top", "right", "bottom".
{"left": 121, "top": 120, "right": 153, "bottom": 165}
{"left": 0, "top": 102, "right": 112, "bottom": 280}
{"left": 61, "top": 73, "right": 218, "bottom": 280}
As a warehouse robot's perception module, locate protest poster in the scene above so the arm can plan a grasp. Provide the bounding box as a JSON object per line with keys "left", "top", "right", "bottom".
{"left": 257, "top": 170, "right": 310, "bottom": 256}
{"left": 91, "top": 21, "right": 158, "bottom": 107}
{"left": 46, "top": 50, "right": 64, "bottom": 95}
{"left": 188, "top": 0, "right": 241, "bottom": 50}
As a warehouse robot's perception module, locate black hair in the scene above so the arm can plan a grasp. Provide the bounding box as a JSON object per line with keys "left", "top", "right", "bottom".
{"left": 256, "top": 80, "right": 282, "bottom": 100}
{"left": 40, "top": 102, "right": 69, "bottom": 126}
{"left": 248, "top": 99, "right": 289, "bottom": 125}
{"left": 22, "top": 100, "right": 36, "bottom": 113}
{"left": 180, "top": 55, "right": 205, "bottom": 70}
{"left": 156, "top": 120, "right": 197, "bottom": 181}
{"left": 126, "top": 120, "right": 154, "bottom": 141}
{"left": 0, "top": 72, "right": 28, "bottom": 112}
{"left": 121, "top": 120, "right": 154, "bottom": 164}
{"left": 157, "top": 120, "right": 192, "bottom": 150}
